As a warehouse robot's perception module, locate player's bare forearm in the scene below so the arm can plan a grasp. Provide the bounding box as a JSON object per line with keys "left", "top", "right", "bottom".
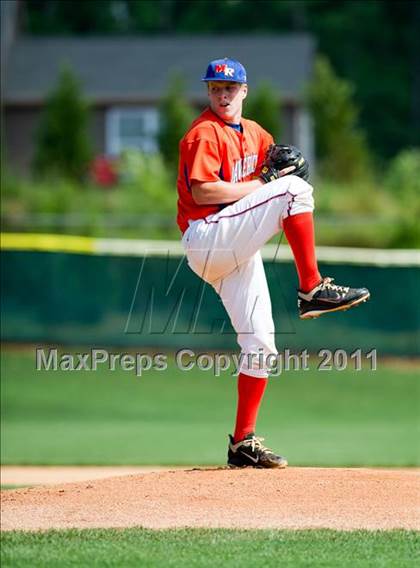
{"left": 191, "top": 179, "right": 264, "bottom": 205}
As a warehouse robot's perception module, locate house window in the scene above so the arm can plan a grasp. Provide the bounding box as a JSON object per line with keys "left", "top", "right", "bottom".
{"left": 106, "top": 107, "right": 159, "bottom": 155}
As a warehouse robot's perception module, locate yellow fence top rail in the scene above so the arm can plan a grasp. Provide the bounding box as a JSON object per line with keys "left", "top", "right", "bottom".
{"left": 1, "top": 233, "right": 419, "bottom": 266}
{"left": 1, "top": 233, "right": 95, "bottom": 254}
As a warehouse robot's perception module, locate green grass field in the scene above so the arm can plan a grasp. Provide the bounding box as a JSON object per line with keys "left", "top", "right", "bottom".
{"left": 1, "top": 349, "right": 419, "bottom": 466}
{"left": 2, "top": 529, "right": 419, "bottom": 568}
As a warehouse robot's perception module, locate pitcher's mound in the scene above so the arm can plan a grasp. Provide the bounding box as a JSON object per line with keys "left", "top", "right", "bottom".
{"left": 2, "top": 467, "right": 419, "bottom": 531}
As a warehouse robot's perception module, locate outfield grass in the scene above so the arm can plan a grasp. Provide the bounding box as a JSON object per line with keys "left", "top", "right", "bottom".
{"left": 1, "top": 349, "right": 419, "bottom": 466}
{"left": 1, "top": 528, "right": 419, "bottom": 568}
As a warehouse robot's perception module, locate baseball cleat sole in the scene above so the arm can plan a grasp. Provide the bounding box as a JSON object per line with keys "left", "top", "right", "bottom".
{"left": 299, "top": 292, "right": 370, "bottom": 320}
{"left": 227, "top": 461, "right": 288, "bottom": 469}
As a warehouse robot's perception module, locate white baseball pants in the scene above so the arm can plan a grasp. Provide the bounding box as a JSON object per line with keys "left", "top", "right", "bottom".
{"left": 182, "top": 175, "right": 315, "bottom": 377}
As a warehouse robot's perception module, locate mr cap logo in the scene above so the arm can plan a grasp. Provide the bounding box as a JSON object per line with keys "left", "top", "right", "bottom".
{"left": 202, "top": 58, "right": 247, "bottom": 83}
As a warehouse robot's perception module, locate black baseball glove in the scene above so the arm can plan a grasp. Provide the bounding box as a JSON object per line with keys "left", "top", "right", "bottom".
{"left": 259, "top": 144, "right": 309, "bottom": 183}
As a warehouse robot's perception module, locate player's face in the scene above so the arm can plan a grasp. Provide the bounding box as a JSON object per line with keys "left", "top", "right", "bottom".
{"left": 207, "top": 81, "right": 248, "bottom": 123}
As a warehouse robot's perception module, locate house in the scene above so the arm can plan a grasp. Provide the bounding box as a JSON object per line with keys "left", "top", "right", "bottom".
{"left": 3, "top": 32, "right": 316, "bottom": 174}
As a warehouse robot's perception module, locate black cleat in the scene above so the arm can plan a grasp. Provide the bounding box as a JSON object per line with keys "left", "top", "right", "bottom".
{"left": 227, "top": 433, "right": 288, "bottom": 469}
{"left": 298, "top": 277, "right": 370, "bottom": 319}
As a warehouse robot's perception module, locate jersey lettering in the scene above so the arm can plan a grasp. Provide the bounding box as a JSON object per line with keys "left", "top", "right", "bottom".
{"left": 231, "top": 154, "right": 258, "bottom": 183}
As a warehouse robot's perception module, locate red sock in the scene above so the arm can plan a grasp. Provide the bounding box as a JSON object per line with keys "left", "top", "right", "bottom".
{"left": 233, "top": 372, "right": 268, "bottom": 443}
{"left": 283, "top": 212, "right": 321, "bottom": 293}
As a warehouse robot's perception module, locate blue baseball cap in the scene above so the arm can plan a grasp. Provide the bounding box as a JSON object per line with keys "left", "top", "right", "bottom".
{"left": 202, "top": 58, "right": 247, "bottom": 83}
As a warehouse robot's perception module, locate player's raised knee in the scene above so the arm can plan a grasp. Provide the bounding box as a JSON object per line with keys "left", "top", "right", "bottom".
{"left": 287, "top": 174, "right": 313, "bottom": 196}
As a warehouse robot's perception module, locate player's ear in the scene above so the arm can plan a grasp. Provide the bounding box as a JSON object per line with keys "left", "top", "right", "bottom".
{"left": 242, "top": 84, "right": 248, "bottom": 100}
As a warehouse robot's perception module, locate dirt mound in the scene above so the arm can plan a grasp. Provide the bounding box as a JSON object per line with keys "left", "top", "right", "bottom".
{"left": 1, "top": 465, "right": 182, "bottom": 486}
{"left": 2, "top": 467, "right": 419, "bottom": 531}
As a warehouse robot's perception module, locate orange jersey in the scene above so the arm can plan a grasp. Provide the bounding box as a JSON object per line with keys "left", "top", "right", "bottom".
{"left": 176, "top": 108, "right": 274, "bottom": 233}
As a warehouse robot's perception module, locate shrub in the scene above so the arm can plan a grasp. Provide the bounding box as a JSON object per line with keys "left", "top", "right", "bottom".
{"left": 384, "top": 148, "right": 420, "bottom": 197}
{"left": 158, "top": 73, "right": 195, "bottom": 173}
{"left": 32, "top": 65, "right": 93, "bottom": 181}
{"left": 245, "top": 81, "right": 282, "bottom": 140}
{"left": 2, "top": 151, "right": 178, "bottom": 239}
{"left": 306, "top": 56, "right": 372, "bottom": 182}
{"left": 384, "top": 148, "right": 420, "bottom": 247}
{"left": 116, "top": 149, "right": 175, "bottom": 214}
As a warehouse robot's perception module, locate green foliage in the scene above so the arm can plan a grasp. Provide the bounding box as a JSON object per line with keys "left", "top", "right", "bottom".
{"left": 24, "top": 0, "right": 122, "bottom": 34}
{"left": 306, "top": 56, "right": 372, "bottom": 182}
{"left": 312, "top": 158, "right": 420, "bottom": 249}
{"left": 383, "top": 148, "right": 420, "bottom": 247}
{"left": 2, "top": 151, "right": 178, "bottom": 239}
{"left": 33, "top": 65, "right": 93, "bottom": 181}
{"left": 312, "top": 177, "right": 397, "bottom": 248}
{"left": 116, "top": 150, "right": 175, "bottom": 212}
{"left": 384, "top": 148, "right": 420, "bottom": 198}
{"left": 307, "top": 1, "right": 419, "bottom": 159}
{"left": 244, "top": 81, "right": 281, "bottom": 140}
{"left": 3, "top": 148, "right": 420, "bottom": 247}
{"left": 158, "top": 74, "right": 195, "bottom": 173}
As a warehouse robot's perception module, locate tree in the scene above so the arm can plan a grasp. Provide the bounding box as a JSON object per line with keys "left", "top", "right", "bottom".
{"left": 385, "top": 148, "right": 420, "bottom": 247}
{"left": 244, "top": 81, "right": 282, "bottom": 141}
{"left": 158, "top": 73, "right": 195, "bottom": 172}
{"left": 306, "top": 56, "right": 371, "bottom": 182}
{"left": 33, "top": 65, "right": 92, "bottom": 181}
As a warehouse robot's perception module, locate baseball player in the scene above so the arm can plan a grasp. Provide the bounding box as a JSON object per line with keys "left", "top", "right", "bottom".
{"left": 177, "top": 58, "right": 370, "bottom": 468}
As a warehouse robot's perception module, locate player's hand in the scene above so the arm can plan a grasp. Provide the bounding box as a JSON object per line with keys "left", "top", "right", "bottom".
{"left": 278, "top": 165, "right": 298, "bottom": 176}
{"left": 259, "top": 144, "right": 309, "bottom": 184}
{"left": 259, "top": 164, "right": 296, "bottom": 183}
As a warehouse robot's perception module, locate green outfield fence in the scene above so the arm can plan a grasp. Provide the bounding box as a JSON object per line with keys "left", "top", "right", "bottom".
{"left": 1, "top": 233, "right": 419, "bottom": 355}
